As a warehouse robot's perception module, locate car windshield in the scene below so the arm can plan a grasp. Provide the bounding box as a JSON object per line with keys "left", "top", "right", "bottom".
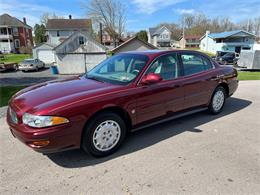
{"left": 86, "top": 54, "right": 149, "bottom": 85}
{"left": 22, "top": 60, "right": 34, "bottom": 64}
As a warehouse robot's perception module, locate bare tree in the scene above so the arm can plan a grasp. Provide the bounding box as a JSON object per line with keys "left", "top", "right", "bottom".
{"left": 83, "top": 0, "right": 126, "bottom": 46}
{"left": 253, "top": 17, "right": 260, "bottom": 37}
{"left": 41, "top": 12, "right": 64, "bottom": 26}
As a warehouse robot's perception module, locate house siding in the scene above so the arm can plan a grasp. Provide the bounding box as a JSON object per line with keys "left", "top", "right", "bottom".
{"left": 200, "top": 31, "right": 256, "bottom": 54}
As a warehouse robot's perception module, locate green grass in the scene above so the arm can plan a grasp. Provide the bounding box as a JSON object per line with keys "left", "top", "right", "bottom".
{"left": 238, "top": 71, "right": 260, "bottom": 80}
{"left": 183, "top": 47, "right": 215, "bottom": 57}
{"left": 0, "top": 86, "right": 28, "bottom": 107}
{"left": 0, "top": 54, "right": 31, "bottom": 64}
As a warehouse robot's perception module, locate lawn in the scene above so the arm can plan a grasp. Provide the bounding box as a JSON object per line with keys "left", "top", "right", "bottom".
{"left": 0, "top": 86, "right": 28, "bottom": 107}
{"left": 0, "top": 54, "right": 31, "bottom": 64}
{"left": 238, "top": 71, "right": 260, "bottom": 80}
{"left": 184, "top": 47, "right": 215, "bottom": 57}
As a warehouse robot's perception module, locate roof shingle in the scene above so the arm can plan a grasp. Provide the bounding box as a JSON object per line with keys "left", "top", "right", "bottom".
{"left": 0, "top": 13, "right": 32, "bottom": 29}
{"left": 46, "top": 19, "right": 92, "bottom": 30}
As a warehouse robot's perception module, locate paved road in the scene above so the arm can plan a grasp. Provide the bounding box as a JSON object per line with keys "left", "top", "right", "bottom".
{"left": 1, "top": 81, "right": 260, "bottom": 194}
{"left": 0, "top": 68, "right": 75, "bottom": 86}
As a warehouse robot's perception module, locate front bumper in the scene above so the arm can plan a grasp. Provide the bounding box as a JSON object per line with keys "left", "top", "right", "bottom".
{"left": 6, "top": 108, "right": 84, "bottom": 153}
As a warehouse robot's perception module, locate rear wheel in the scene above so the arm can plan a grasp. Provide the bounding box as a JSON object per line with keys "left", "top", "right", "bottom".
{"left": 208, "top": 86, "right": 226, "bottom": 114}
{"left": 81, "top": 112, "right": 126, "bottom": 157}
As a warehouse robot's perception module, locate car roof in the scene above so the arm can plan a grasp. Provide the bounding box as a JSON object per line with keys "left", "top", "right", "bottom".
{"left": 120, "top": 49, "right": 210, "bottom": 58}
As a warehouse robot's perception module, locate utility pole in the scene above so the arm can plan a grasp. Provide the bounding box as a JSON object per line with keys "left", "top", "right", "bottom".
{"left": 100, "top": 23, "right": 103, "bottom": 44}
{"left": 182, "top": 16, "right": 185, "bottom": 39}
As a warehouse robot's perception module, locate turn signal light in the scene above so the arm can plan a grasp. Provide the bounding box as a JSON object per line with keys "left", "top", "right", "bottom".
{"left": 29, "top": 140, "right": 50, "bottom": 148}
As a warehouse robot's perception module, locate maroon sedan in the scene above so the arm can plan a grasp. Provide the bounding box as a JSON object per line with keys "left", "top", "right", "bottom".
{"left": 7, "top": 50, "right": 238, "bottom": 157}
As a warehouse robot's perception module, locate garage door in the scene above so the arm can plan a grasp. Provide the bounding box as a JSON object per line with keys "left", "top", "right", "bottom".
{"left": 37, "top": 50, "right": 55, "bottom": 64}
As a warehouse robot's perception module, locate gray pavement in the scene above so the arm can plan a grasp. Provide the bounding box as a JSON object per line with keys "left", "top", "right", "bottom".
{"left": 0, "top": 81, "right": 260, "bottom": 194}
{"left": 0, "top": 68, "right": 75, "bottom": 86}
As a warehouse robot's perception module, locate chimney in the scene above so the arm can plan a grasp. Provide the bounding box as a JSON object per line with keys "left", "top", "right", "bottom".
{"left": 23, "top": 17, "right": 27, "bottom": 24}
{"left": 69, "top": 15, "right": 72, "bottom": 19}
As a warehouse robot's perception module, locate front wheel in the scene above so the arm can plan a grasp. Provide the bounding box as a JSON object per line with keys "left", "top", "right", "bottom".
{"left": 81, "top": 112, "right": 126, "bottom": 157}
{"left": 208, "top": 86, "right": 226, "bottom": 115}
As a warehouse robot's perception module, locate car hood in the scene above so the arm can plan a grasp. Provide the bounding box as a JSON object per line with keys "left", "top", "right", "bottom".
{"left": 10, "top": 76, "right": 123, "bottom": 114}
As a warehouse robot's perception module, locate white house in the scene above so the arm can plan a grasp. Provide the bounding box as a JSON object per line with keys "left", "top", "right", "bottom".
{"left": 45, "top": 15, "right": 91, "bottom": 45}
{"left": 200, "top": 30, "right": 256, "bottom": 54}
{"left": 148, "top": 26, "right": 172, "bottom": 48}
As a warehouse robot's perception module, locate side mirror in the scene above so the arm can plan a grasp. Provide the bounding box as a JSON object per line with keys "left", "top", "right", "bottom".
{"left": 141, "top": 73, "right": 162, "bottom": 85}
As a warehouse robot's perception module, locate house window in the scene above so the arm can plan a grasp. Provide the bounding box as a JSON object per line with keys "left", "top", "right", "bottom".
{"left": 13, "top": 27, "right": 18, "bottom": 36}
{"left": 57, "top": 31, "right": 60, "bottom": 37}
{"left": 14, "top": 39, "right": 20, "bottom": 48}
{"left": 0, "top": 28, "right": 7, "bottom": 35}
{"left": 79, "top": 36, "right": 85, "bottom": 45}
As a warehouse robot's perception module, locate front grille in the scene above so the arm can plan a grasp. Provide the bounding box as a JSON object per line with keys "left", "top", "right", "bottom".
{"left": 9, "top": 107, "right": 18, "bottom": 124}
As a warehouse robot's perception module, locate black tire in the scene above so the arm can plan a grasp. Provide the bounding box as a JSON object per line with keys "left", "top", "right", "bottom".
{"left": 208, "top": 86, "right": 226, "bottom": 115}
{"left": 81, "top": 112, "right": 126, "bottom": 157}
{"left": 35, "top": 66, "right": 39, "bottom": 71}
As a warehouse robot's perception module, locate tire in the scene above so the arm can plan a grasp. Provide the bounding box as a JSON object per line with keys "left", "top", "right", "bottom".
{"left": 208, "top": 86, "right": 226, "bottom": 115}
{"left": 81, "top": 112, "right": 126, "bottom": 157}
{"left": 35, "top": 66, "right": 39, "bottom": 71}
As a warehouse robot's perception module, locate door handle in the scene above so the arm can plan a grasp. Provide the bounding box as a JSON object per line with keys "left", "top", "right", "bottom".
{"left": 171, "top": 84, "right": 182, "bottom": 88}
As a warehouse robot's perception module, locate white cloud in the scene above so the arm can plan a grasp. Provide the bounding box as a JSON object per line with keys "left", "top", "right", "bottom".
{"left": 175, "top": 8, "right": 195, "bottom": 14}
{"left": 132, "top": 0, "right": 187, "bottom": 14}
{"left": 0, "top": 0, "right": 80, "bottom": 27}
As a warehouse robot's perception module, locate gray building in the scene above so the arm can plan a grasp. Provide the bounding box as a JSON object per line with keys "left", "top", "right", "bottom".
{"left": 148, "top": 26, "right": 172, "bottom": 48}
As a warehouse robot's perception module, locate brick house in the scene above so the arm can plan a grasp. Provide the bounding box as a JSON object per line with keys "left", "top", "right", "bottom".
{"left": 0, "top": 13, "right": 33, "bottom": 53}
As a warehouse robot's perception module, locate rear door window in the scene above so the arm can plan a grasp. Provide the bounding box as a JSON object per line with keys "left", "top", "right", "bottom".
{"left": 180, "top": 53, "right": 213, "bottom": 76}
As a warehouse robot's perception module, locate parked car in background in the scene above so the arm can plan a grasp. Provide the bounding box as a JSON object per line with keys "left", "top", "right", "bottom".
{"left": 218, "top": 52, "right": 240, "bottom": 65}
{"left": 7, "top": 50, "right": 238, "bottom": 157}
{"left": 18, "top": 59, "right": 45, "bottom": 72}
{"left": 213, "top": 51, "right": 239, "bottom": 65}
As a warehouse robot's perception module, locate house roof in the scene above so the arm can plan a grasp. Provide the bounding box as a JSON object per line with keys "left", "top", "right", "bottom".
{"left": 200, "top": 30, "right": 256, "bottom": 40}
{"left": 111, "top": 36, "right": 157, "bottom": 53}
{"left": 54, "top": 31, "right": 107, "bottom": 52}
{"left": 33, "top": 42, "right": 56, "bottom": 49}
{"left": 46, "top": 19, "right": 92, "bottom": 30}
{"left": 182, "top": 35, "right": 201, "bottom": 40}
{"left": 0, "top": 13, "right": 32, "bottom": 29}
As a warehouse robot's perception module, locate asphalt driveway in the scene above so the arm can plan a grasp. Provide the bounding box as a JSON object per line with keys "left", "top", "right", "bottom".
{"left": 0, "top": 68, "right": 75, "bottom": 86}
{"left": 0, "top": 81, "right": 260, "bottom": 194}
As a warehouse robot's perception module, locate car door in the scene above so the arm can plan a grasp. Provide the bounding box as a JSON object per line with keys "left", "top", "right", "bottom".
{"left": 135, "top": 53, "right": 184, "bottom": 124}
{"left": 179, "top": 52, "right": 215, "bottom": 110}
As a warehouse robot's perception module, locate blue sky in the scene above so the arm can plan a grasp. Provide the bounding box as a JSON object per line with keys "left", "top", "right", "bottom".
{"left": 1, "top": 0, "right": 260, "bottom": 31}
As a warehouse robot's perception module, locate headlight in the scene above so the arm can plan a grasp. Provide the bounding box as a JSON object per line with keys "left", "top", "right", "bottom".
{"left": 22, "top": 113, "right": 69, "bottom": 128}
